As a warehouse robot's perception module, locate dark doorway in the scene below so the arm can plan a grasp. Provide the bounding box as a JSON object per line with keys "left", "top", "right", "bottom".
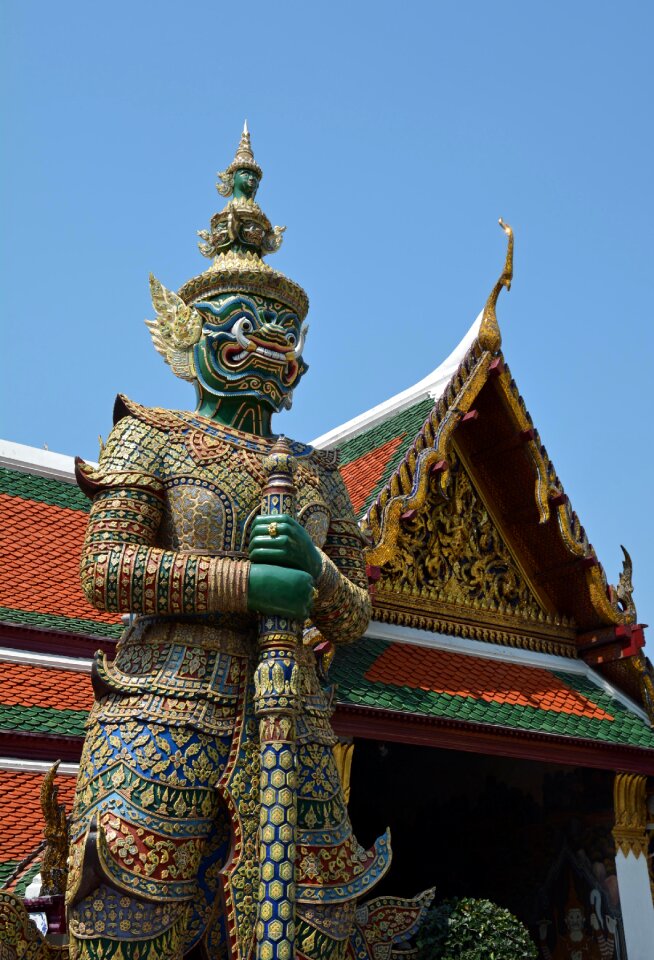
{"left": 347, "top": 739, "right": 618, "bottom": 934}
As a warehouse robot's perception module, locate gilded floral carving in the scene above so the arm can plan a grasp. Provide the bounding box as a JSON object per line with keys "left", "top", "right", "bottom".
{"left": 378, "top": 452, "right": 544, "bottom": 621}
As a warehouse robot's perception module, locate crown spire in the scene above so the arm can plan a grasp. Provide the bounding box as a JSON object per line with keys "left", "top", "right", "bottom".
{"left": 217, "top": 120, "right": 263, "bottom": 196}
{"left": 180, "top": 124, "right": 308, "bottom": 319}
{"left": 233, "top": 119, "right": 256, "bottom": 171}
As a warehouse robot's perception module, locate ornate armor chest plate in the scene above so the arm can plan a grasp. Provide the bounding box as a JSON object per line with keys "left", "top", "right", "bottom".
{"left": 158, "top": 426, "right": 330, "bottom": 555}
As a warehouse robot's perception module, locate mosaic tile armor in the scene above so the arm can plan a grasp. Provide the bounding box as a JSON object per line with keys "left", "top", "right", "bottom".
{"left": 66, "top": 399, "right": 391, "bottom": 959}
{"left": 66, "top": 125, "right": 431, "bottom": 960}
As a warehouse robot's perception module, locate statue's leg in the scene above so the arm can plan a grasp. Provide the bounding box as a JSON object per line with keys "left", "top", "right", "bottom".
{"left": 293, "top": 648, "right": 392, "bottom": 960}
{"left": 68, "top": 884, "right": 193, "bottom": 960}
{"left": 67, "top": 716, "right": 232, "bottom": 960}
{"left": 294, "top": 740, "right": 391, "bottom": 960}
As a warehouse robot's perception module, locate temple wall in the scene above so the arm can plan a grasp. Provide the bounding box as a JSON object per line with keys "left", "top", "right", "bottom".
{"left": 615, "top": 851, "right": 654, "bottom": 960}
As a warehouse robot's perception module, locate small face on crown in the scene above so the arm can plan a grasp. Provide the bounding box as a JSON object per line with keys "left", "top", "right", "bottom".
{"left": 192, "top": 293, "right": 309, "bottom": 412}
{"left": 233, "top": 167, "right": 260, "bottom": 201}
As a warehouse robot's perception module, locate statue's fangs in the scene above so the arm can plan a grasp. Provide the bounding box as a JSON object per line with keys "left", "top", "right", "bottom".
{"left": 66, "top": 124, "right": 432, "bottom": 960}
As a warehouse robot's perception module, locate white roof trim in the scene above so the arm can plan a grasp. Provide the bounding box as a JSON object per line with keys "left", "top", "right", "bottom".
{"left": 0, "top": 439, "right": 96, "bottom": 484}
{"left": 0, "top": 646, "right": 92, "bottom": 673}
{"left": 311, "top": 312, "right": 482, "bottom": 450}
{"left": 0, "top": 757, "right": 79, "bottom": 775}
{"left": 365, "top": 620, "right": 651, "bottom": 724}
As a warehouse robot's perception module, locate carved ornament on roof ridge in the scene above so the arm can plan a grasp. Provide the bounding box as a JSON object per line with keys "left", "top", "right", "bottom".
{"left": 363, "top": 349, "right": 636, "bottom": 633}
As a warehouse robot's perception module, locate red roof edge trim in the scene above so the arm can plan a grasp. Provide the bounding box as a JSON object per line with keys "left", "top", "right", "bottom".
{"left": 0, "top": 730, "right": 84, "bottom": 764}
{"left": 332, "top": 704, "right": 654, "bottom": 774}
{"left": 0, "top": 621, "right": 117, "bottom": 658}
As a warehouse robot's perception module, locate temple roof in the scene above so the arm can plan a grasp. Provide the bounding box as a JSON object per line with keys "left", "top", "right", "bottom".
{"left": 332, "top": 633, "right": 654, "bottom": 751}
{"left": 0, "top": 460, "right": 122, "bottom": 639}
{"left": 0, "top": 658, "right": 92, "bottom": 737}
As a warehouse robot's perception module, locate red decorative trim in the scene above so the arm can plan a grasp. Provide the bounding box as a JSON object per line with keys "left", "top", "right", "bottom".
{"left": 23, "top": 895, "right": 66, "bottom": 934}
{"left": 332, "top": 704, "right": 654, "bottom": 774}
{"left": 366, "top": 565, "right": 382, "bottom": 584}
{"left": 0, "top": 621, "right": 117, "bottom": 658}
{"left": 460, "top": 410, "right": 479, "bottom": 424}
{"left": 579, "top": 623, "right": 646, "bottom": 665}
{"left": 0, "top": 730, "right": 83, "bottom": 763}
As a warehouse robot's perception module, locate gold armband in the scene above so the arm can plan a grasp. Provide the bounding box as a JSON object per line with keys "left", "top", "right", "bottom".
{"left": 208, "top": 558, "right": 250, "bottom": 614}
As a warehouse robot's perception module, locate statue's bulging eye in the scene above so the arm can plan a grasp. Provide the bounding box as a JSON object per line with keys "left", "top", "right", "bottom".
{"left": 240, "top": 318, "right": 253, "bottom": 333}
{"left": 285, "top": 332, "right": 297, "bottom": 346}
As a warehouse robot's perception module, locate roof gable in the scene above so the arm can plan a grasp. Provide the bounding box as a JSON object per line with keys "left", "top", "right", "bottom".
{"left": 317, "top": 293, "right": 635, "bottom": 644}
{"left": 315, "top": 227, "right": 651, "bottom": 719}
{"left": 372, "top": 444, "right": 571, "bottom": 644}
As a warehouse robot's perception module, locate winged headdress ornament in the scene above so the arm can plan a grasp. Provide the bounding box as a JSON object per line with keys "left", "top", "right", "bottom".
{"left": 145, "top": 274, "right": 203, "bottom": 382}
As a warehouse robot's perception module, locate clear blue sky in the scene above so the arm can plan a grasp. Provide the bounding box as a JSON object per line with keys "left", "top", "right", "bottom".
{"left": 2, "top": 2, "right": 652, "bottom": 628}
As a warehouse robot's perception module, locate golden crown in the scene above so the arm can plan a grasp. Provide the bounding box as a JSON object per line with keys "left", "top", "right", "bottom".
{"left": 178, "top": 123, "right": 309, "bottom": 320}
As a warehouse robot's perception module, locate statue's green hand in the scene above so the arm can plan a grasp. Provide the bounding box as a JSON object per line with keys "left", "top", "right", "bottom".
{"left": 249, "top": 515, "right": 322, "bottom": 579}
{"left": 247, "top": 563, "right": 314, "bottom": 620}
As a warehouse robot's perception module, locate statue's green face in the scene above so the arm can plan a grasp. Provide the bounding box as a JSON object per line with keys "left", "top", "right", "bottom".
{"left": 193, "top": 293, "right": 308, "bottom": 412}
{"left": 233, "top": 168, "right": 260, "bottom": 201}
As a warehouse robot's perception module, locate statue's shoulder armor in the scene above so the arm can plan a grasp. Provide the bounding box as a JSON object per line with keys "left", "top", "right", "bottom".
{"left": 75, "top": 395, "right": 176, "bottom": 501}
{"left": 309, "top": 445, "right": 363, "bottom": 524}
{"left": 113, "top": 393, "right": 185, "bottom": 434}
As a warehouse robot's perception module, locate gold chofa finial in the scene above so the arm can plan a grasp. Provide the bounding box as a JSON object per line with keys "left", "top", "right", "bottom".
{"left": 217, "top": 120, "right": 263, "bottom": 197}
{"left": 40, "top": 760, "right": 70, "bottom": 895}
{"left": 478, "top": 218, "right": 514, "bottom": 353}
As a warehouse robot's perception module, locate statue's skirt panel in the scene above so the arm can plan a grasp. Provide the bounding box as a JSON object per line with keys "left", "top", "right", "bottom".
{"left": 67, "top": 618, "right": 391, "bottom": 960}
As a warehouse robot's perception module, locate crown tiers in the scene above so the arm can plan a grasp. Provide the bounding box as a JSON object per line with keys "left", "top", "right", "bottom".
{"left": 178, "top": 250, "right": 309, "bottom": 320}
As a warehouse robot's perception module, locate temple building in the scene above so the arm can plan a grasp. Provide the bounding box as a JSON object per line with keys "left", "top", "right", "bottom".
{"left": 1, "top": 230, "right": 653, "bottom": 958}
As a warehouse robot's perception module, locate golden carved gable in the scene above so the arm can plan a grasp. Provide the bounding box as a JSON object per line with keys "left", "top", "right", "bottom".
{"left": 377, "top": 450, "right": 545, "bottom": 622}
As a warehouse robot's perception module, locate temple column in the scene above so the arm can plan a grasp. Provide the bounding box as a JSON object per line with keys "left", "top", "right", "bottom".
{"left": 612, "top": 773, "right": 654, "bottom": 959}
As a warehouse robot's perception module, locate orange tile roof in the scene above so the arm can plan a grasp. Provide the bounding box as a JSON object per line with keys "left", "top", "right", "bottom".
{"left": 340, "top": 435, "right": 406, "bottom": 515}
{"left": 0, "top": 769, "right": 77, "bottom": 862}
{"left": 0, "top": 662, "right": 94, "bottom": 712}
{"left": 364, "top": 645, "right": 614, "bottom": 722}
{"left": 0, "top": 492, "right": 120, "bottom": 626}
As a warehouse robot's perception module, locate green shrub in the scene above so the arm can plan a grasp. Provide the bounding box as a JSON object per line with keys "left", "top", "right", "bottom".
{"left": 416, "top": 897, "right": 537, "bottom": 960}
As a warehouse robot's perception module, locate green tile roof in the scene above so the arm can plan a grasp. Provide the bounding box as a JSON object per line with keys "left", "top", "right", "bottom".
{"left": 337, "top": 398, "right": 433, "bottom": 516}
{"left": 331, "top": 638, "right": 654, "bottom": 750}
{"left": 0, "top": 467, "right": 89, "bottom": 511}
{"left": 0, "top": 860, "right": 42, "bottom": 896}
{"left": 0, "top": 607, "right": 122, "bottom": 639}
{"left": 0, "top": 861, "right": 19, "bottom": 887}
{"left": 0, "top": 704, "right": 88, "bottom": 738}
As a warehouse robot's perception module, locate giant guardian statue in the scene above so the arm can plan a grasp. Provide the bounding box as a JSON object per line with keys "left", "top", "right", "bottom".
{"left": 66, "top": 125, "right": 430, "bottom": 960}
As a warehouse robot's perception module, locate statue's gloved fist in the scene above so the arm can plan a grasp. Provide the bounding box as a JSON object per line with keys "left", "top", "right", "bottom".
{"left": 247, "top": 564, "right": 315, "bottom": 620}
{"left": 249, "top": 514, "right": 322, "bottom": 579}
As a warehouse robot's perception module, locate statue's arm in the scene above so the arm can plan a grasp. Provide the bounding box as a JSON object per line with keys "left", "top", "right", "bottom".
{"left": 311, "top": 470, "right": 372, "bottom": 644}
{"left": 77, "top": 416, "right": 249, "bottom": 615}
